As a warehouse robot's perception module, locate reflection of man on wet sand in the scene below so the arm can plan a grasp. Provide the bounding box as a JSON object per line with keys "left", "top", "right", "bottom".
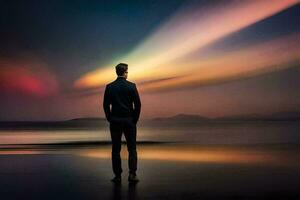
{"left": 103, "top": 63, "right": 141, "bottom": 183}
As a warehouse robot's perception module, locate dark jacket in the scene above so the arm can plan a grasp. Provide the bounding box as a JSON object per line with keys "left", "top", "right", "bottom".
{"left": 103, "top": 76, "right": 141, "bottom": 124}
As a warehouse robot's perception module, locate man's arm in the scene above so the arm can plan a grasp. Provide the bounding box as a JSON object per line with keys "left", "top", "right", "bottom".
{"left": 132, "top": 84, "right": 141, "bottom": 124}
{"left": 103, "top": 85, "right": 111, "bottom": 122}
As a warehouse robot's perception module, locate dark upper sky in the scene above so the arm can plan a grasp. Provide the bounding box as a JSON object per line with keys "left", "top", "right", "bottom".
{"left": 0, "top": 0, "right": 299, "bottom": 120}
{"left": 0, "top": 0, "right": 185, "bottom": 83}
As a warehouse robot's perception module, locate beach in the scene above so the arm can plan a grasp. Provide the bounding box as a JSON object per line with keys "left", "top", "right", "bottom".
{"left": 0, "top": 143, "right": 300, "bottom": 200}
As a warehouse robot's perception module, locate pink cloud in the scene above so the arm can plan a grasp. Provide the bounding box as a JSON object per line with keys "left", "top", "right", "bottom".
{"left": 0, "top": 58, "right": 59, "bottom": 97}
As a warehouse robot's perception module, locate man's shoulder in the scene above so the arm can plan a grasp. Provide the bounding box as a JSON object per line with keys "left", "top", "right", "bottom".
{"left": 125, "top": 80, "right": 136, "bottom": 87}
{"left": 105, "top": 82, "right": 112, "bottom": 88}
{"left": 108, "top": 80, "right": 136, "bottom": 87}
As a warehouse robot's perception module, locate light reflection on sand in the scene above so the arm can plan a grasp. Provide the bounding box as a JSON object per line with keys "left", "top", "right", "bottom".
{"left": 78, "top": 144, "right": 298, "bottom": 166}
{"left": 80, "top": 147, "right": 272, "bottom": 164}
{"left": 0, "top": 144, "right": 299, "bottom": 167}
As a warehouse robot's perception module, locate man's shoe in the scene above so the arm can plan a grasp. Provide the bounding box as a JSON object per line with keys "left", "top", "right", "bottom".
{"left": 111, "top": 176, "right": 121, "bottom": 183}
{"left": 128, "top": 173, "right": 139, "bottom": 183}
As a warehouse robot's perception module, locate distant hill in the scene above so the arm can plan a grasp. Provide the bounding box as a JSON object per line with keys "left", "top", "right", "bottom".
{"left": 152, "top": 113, "right": 210, "bottom": 122}
{"left": 0, "top": 117, "right": 107, "bottom": 130}
{"left": 0, "top": 111, "right": 299, "bottom": 130}
{"left": 68, "top": 117, "right": 106, "bottom": 123}
{"left": 216, "top": 111, "right": 300, "bottom": 121}
{"left": 269, "top": 111, "right": 300, "bottom": 120}
{"left": 145, "top": 111, "right": 300, "bottom": 126}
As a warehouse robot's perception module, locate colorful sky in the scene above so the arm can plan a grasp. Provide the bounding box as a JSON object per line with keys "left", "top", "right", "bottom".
{"left": 0, "top": 0, "right": 299, "bottom": 121}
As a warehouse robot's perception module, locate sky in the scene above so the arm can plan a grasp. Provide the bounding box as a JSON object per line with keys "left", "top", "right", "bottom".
{"left": 0, "top": 0, "right": 299, "bottom": 121}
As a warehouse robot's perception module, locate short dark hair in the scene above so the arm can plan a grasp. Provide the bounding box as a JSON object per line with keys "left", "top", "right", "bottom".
{"left": 115, "top": 63, "right": 128, "bottom": 76}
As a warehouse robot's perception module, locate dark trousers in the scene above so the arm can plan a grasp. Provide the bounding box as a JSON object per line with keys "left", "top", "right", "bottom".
{"left": 109, "top": 117, "right": 137, "bottom": 176}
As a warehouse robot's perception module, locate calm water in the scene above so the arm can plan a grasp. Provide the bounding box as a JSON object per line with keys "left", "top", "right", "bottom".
{"left": 0, "top": 121, "right": 299, "bottom": 145}
{"left": 1, "top": 121, "right": 299, "bottom": 199}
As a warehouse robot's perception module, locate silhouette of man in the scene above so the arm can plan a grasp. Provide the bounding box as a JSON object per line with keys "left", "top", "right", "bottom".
{"left": 103, "top": 63, "right": 141, "bottom": 183}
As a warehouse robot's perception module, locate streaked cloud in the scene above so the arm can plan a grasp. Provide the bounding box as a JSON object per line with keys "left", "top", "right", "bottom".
{"left": 141, "top": 33, "right": 300, "bottom": 92}
{"left": 74, "top": 0, "right": 299, "bottom": 92}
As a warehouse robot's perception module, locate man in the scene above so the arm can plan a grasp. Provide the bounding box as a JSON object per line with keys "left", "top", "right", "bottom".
{"left": 103, "top": 63, "right": 141, "bottom": 183}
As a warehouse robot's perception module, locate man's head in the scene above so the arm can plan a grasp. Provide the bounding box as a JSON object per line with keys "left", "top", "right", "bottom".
{"left": 115, "top": 63, "right": 128, "bottom": 79}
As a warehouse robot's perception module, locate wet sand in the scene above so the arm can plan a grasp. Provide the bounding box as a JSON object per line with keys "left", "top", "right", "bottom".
{"left": 0, "top": 143, "right": 300, "bottom": 200}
